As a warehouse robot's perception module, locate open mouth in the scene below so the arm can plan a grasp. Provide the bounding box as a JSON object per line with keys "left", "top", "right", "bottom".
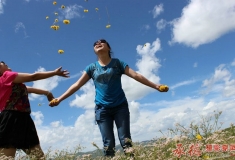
{"left": 96, "top": 45, "right": 102, "bottom": 48}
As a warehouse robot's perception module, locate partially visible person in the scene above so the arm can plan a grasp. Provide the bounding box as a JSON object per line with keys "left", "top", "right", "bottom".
{"left": 0, "top": 61, "right": 69, "bottom": 159}
{"left": 49, "top": 39, "right": 169, "bottom": 157}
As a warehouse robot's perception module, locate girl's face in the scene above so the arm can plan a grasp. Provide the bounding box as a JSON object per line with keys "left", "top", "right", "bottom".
{"left": 93, "top": 40, "right": 110, "bottom": 55}
{"left": 0, "top": 62, "right": 10, "bottom": 76}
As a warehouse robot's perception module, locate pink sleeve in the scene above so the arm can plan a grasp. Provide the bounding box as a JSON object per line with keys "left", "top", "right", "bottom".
{"left": 0, "top": 71, "right": 18, "bottom": 111}
{"left": 1, "top": 71, "right": 18, "bottom": 86}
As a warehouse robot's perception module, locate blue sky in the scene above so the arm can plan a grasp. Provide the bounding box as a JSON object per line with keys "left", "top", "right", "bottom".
{"left": 1, "top": 0, "right": 235, "bottom": 153}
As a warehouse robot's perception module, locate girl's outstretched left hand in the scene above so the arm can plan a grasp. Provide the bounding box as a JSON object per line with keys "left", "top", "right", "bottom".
{"left": 49, "top": 98, "right": 60, "bottom": 107}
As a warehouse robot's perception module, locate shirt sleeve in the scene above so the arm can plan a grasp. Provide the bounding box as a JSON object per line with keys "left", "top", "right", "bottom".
{"left": 118, "top": 59, "right": 128, "bottom": 74}
{"left": 84, "top": 63, "right": 93, "bottom": 78}
{"left": 1, "top": 71, "right": 18, "bottom": 87}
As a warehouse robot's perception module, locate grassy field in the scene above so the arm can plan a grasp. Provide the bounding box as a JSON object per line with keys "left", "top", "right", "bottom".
{"left": 1, "top": 110, "right": 235, "bottom": 160}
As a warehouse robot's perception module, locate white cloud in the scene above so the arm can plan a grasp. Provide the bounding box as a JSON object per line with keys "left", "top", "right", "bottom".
{"left": 201, "top": 63, "right": 235, "bottom": 98}
{"left": 169, "top": 0, "right": 235, "bottom": 48}
{"left": 193, "top": 62, "right": 197, "bottom": 68}
{"left": 156, "top": 19, "right": 167, "bottom": 31}
{"left": 122, "top": 38, "right": 161, "bottom": 101}
{"left": 140, "top": 25, "right": 151, "bottom": 34}
{"left": 15, "top": 22, "right": 25, "bottom": 33}
{"left": 31, "top": 111, "right": 44, "bottom": 126}
{"left": 231, "top": 59, "right": 235, "bottom": 66}
{"left": 141, "top": 24, "right": 150, "bottom": 31}
{"left": 152, "top": 4, "right": 164, "bottom": 18}
{"left": 59, "top": 4, "right": 82, "bottom": 20}
{"left": 69, "top": 81, "right": 95, "bottom": 110}
{"left": 0, "top": 0, "right": 6, "bottom": 15}
{"left": 50, "top": 121, "right": 63, "bottom": 128}
{"left": 171, "top": 79, "right": 197, "bottom": 90}
{"left": 202, "top": 64, "right": 230, "bottom": 94}
{"left": 14, "top": 22, "right": 29, "bottom": 38}
{"left": 29, "top": 67, "right": 62, "bottom": 100}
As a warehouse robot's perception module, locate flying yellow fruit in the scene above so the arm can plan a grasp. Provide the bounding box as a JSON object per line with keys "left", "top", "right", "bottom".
{"left": 61, "top": 5, "right": 65, "bottom": 9}
{"left": 84, "top": 9, "right": 88, "bottom": 13}
{"left": 106, "top": 24, "right": 111, "bottom": 28}
{"left": 55, "top": 12, "right": 58, "bottom": 16}
{"left": 58, "top": 50, "right": 64, "bottom": 54}
{"left": 46, "top": 16, "right": 49, "bottom": 19}
{"left": 63, "top": 20, "right": 70, "bottom": 24}
{"left": 50, "top": 25, "right": 60, "bottom": 30}
{"left": 55, "top": 19, "right": 58, "bottom": 22}
{"left": 95, "top": 8, "right": 99, "bottom": 11}
{"left": 159, "top": 85, "right": 169, "bottom": 92}
{"left": 53, "top": 1, "right": 57, "bottom": 5}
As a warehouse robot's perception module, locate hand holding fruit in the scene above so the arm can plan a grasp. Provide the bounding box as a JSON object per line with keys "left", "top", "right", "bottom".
{"left": 158, "top": 85, "right": 169, "bottom": 92}
{"left": 49, "top": 98, "right": 60, "bottom": 107}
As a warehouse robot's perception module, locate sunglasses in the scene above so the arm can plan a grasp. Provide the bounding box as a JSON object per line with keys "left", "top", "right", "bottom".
{"left": 0, "top": 61, "right": 5, "bottom": 64}
{"left": 93, "top": 40, "right": 107, "bottom": 46}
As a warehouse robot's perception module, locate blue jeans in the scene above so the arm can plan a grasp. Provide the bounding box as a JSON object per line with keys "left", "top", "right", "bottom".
{"left": 95, "top": 101, "right": 132, "bottom": 156}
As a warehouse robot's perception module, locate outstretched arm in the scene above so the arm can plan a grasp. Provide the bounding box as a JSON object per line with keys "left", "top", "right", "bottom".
{"left": 124, "top": 66, "right": 167, "bottom": 92}
{"left": 49, "top": 72, "right": 90, "bottom": 106}
{"left": 27, "top": 86, "right": 54, "bottom": 101}
{"left": 13, "top": 67, "right": 69, "bottom": 84}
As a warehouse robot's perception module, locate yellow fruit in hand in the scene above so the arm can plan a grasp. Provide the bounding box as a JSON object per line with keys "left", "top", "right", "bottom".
{"left": 50, "top": 99, "right": 58, "bottom": 103}
{"left": 159, "top": 85, "right": 169, "bottom": 92}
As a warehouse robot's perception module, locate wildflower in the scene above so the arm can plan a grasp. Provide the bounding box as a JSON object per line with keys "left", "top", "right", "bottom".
{"left": 63, "top": 20, "right": 70, "bottom": 24}
{"left": 203, "top": 155, "right": 210, "bottom": 159}
{"left": 196, "top": 134, "right": 202, "bottom": 140}
{"left": 46, "top": 16, "right": 49, "bottom": 19}
{"left": 58, "top": 50, "right": 64, "bottom": 54}
{"left": 61, "top": 5, "right": 65, "bottom": 9}
{"left": 50, "top": 25, "right": 59, "bottom": 30}
{"left": 91, "top": 142, "right": 99, "bottom": 149}
{"left": 106, "top": 24, "right": 111, "bottom": 28}
{"left": 53, "top": 1, "right": 57, "bottom": 5}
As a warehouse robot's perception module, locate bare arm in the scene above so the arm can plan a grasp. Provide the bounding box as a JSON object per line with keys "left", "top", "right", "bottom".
{"left": 124, "top": 66, "right": 163, "bottom": 91}
{"left": 27, "top": 86, "right": 54, "bottom": 101}
{"left": 13, "top": 67, "right": 69, "bottom": 83}
{"left": 49, "top": 72, "right": 90, "bottom": 106}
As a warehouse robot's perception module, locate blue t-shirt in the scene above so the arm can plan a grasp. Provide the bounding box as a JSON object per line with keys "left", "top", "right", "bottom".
{"left": 85, "top": 58, "right": 128, "bottom": 107}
